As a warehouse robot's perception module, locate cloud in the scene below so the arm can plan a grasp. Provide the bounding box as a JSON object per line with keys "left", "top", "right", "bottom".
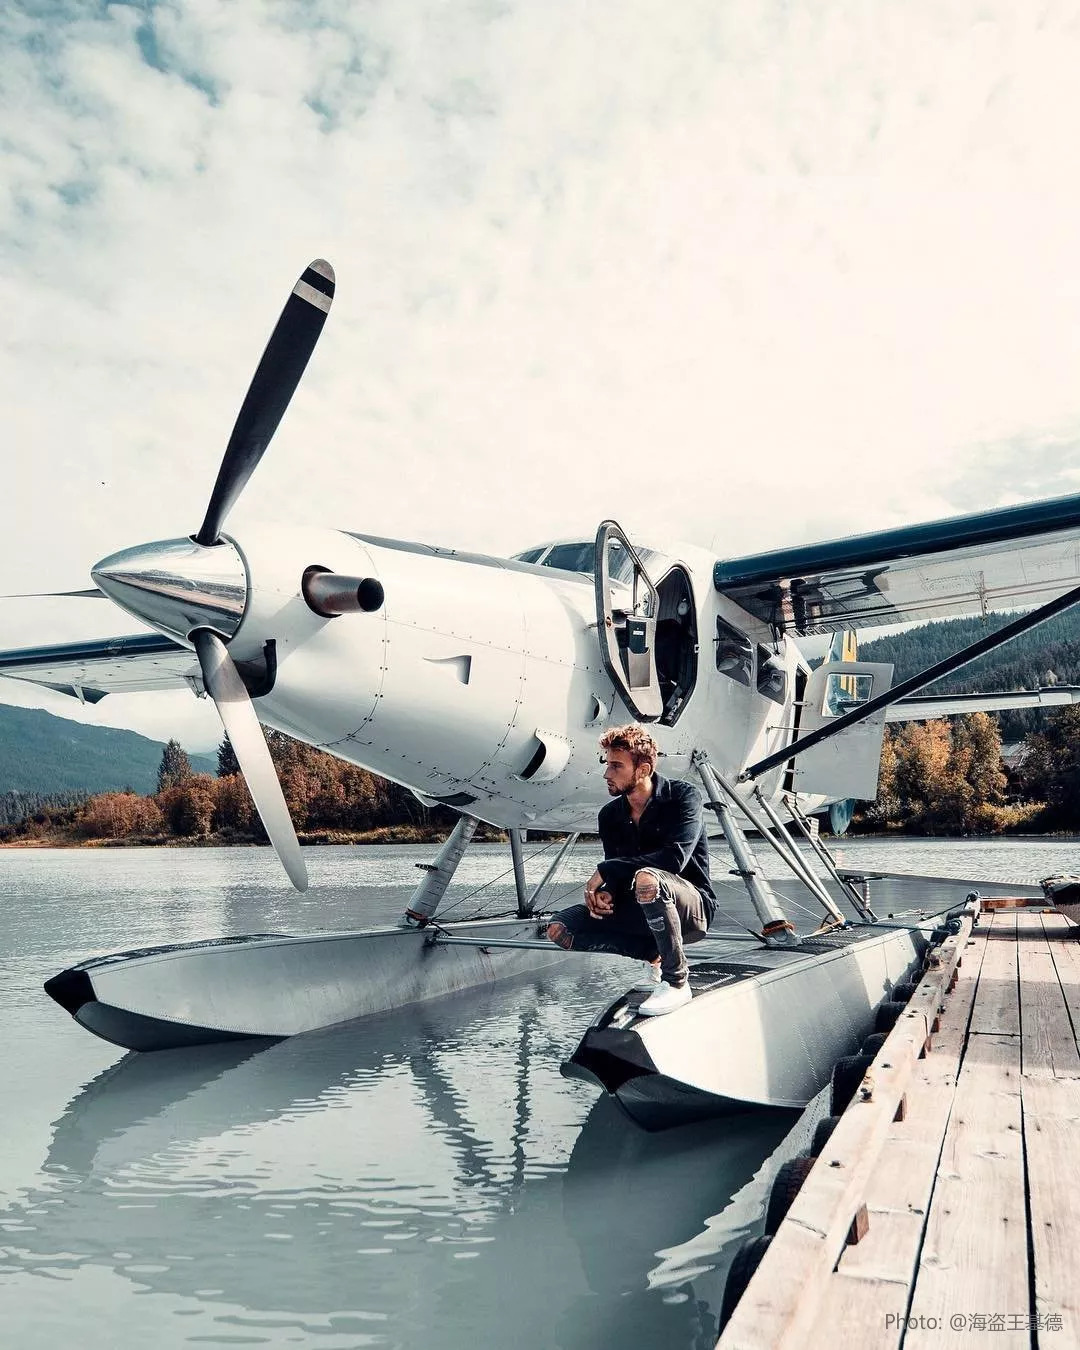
{"left": 3, "top": 0, "right": 1080, "bottom": 737}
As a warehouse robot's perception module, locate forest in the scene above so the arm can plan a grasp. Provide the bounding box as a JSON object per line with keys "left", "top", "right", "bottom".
{"left": 0, "top": 731, "right": 461, "bottom": 845}
{"left": 859, "top": 609, "right": 1080, "bottom": 738}
{"left": 5, "top": 703, "right": 1080, "bottom": 844}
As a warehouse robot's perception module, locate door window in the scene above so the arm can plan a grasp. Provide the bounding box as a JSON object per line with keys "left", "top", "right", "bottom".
{"left": 823, "top": 671, "right": 874, "bottom": 716}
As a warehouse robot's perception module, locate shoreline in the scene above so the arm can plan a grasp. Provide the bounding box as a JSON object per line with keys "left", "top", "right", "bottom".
{"left": 0, "top": 825, "right": 465, "bottom": 849}
{"left": 3, "top": 828, "right": 1077, "bottom": 850}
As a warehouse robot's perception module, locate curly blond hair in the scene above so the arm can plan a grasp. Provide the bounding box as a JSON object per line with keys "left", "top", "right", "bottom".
{"left": 599, "top": 723, "right": 659, "bottom": 771}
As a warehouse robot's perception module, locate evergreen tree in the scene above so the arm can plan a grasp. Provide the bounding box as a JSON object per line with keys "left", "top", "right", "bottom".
{"left": 217, "top": 735, "right": 241, "bottom": 778}
{"left": 157, "top": 739, "right": 193, "bottom": 793}
{"left": 0, "top": 789, "right": 89, "bottom": 827}
{"left": 1017, "top": 705, "right": 1080, "bottom": 828}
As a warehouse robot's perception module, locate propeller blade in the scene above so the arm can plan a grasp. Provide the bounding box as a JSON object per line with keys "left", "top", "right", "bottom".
{"left": 192, "top": 628, "right": 308, "bottom": 892}
{"left": 3, "top": 588, "right": 106, "bottom": 599}
{"left": 196, "top": 259, "right": 335, "bottom": 547}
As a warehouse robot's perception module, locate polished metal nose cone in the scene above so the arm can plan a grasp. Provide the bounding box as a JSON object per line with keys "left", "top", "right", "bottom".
{"left": 92, "top": 536, "right": 247, "bottom": 644}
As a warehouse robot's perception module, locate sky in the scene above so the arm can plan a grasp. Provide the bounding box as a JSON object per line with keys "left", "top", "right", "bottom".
{"left": 2, "top": 0, "right": 1080, "bottom": 750}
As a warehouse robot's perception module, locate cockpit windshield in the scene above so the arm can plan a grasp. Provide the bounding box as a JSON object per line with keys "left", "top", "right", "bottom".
{"left": 511, "top": 538, "right": 639, "bottom": 581}
{"left": 539, "top": 541, "right": 596, "bottom": 574}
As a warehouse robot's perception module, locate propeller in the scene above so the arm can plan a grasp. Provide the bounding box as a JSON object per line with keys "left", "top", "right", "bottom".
{"left": 193, "top": 629, "right": 308, "bottom": 891}
{"left": 185, "top": 259, "right": 336, "bottom": 890}
{"left": 196, "top": 258, "right": 336, "bottom": 547}
{"left": 85, "top": 261, "right": 337, "bottom": 891}
{"left": 3, "top": 588, "right": 106, "bottom": 599}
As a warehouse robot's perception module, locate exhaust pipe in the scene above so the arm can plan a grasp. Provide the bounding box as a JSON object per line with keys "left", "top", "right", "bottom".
{"left": 302, "top": 568, "right": 385, "bottom": 617}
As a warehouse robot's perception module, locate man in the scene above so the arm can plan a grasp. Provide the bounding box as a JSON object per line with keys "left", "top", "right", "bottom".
{"left": 546, "top": 724, "right": 716, "bottom": 1016}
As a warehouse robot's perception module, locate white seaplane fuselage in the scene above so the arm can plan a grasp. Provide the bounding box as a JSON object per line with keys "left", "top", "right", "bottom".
{"left": 41, "top": 518, "right": 891, "bottom": 1109}
{"left": 222, "top": 523, "right": 813, "bottom": 828}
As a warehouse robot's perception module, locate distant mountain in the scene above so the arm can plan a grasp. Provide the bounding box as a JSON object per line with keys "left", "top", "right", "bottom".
{"left": 859, "top": 609, "right": 1080, "bottom": 737}
{"left": 0, "top": 704, "right": 217, "bottom": 797}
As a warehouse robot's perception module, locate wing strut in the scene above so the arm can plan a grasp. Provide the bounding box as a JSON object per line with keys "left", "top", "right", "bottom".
{"left": 742, "top": 580, "right": 1080, "bottom": 783}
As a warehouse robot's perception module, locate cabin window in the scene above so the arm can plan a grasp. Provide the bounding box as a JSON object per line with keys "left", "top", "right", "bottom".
{"left": 514, "top": 546, "right": 545, "bottom": 564}
{"left": 823, "top": 671, "right": 874, "bottom": 716}
{"left": 756, "top": 646, "right": 787, "bottom": 704}
{"left": 715, "top": 618, "right": 753, "bottom": 687}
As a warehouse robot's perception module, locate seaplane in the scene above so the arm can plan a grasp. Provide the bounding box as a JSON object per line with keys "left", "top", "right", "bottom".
{"left": 4, "top": 259, "right": 1079, "bottom": 1127}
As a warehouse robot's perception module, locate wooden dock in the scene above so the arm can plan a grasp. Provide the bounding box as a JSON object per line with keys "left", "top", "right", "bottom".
{"left": 718, "top": 905, "right": 1080, "bottom": 1349}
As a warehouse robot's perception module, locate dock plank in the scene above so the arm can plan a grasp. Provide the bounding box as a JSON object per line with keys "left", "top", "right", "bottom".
{"left": 801, "top": 930, "right": 989, "bottom": 1350}
{"left": 904, "top": 1030, "right": 1027, "bottom": 1349}
{"left": 1040, "top": 912, "right": 1075, "bottom": 937}
{"left": 1043, "top": 915, "right": 1080, "bottom": 1053}
{"left": 1021, "top": 1075, "right": 1080, "bottom": 1338}
{"left": 833, "top": 931, "right": 987, "bottom": 1258}
{"left": 1016, "top": 915, "right": 1080, "bottom": 1078}
{"left": 967, "top": 912, "right": 1020, "bottom": 1037}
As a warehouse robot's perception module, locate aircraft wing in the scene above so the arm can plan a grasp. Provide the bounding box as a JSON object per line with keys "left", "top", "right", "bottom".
{"left": 714, "top": 491, "right": 1080, "bottom": 633}
{"left": 885, "top": 686, "right": 1080, "bottom": 722}
{"left": 0, "top": 634, "right": 201, "bottom": 703}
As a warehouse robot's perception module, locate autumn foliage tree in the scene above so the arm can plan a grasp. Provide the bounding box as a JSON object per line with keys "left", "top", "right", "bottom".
{"left": 157, "top": 774, "right": 217, "bottom": 837}
{"left": 213, "top": 772, "right": 256, "bottom": 834}
{"left": 78, "top": 791, "right": 164, "bottom": 839}
{"left": 868, "top": 713, "right": 1028, "bottom": 834}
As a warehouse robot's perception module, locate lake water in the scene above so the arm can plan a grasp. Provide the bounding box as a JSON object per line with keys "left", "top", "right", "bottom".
{"left": 2, "top": 837, "right": 1077, "bottom": 1349}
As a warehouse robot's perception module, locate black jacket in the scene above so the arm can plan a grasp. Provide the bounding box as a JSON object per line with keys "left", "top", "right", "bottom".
{"left": 596, "top": 773, "right": 716, "bottom": 921}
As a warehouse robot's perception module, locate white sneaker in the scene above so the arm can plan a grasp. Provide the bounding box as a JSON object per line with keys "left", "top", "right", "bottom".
{"left": 638, "top": 981, "right": 692, "bottom": 1017}
{"left": 634, "top": 960, "right": 662, "bottom": 990}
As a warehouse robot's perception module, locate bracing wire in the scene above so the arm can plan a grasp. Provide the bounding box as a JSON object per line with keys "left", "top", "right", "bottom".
{"left": 432, "top": 834, "right": 572, "bottom": 923}
{"left": 706, "top": 845, "right": 826, "bottom": 924}
{"left": 431, "top": 831, "right": 829, "bottom": 930}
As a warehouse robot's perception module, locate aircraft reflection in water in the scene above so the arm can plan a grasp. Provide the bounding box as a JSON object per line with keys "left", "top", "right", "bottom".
{"left": 5, "top": 970, "right": 799, "bottom": 1350}
{"left": 559, "top": 1100, "right": 793, "bottom": 1349}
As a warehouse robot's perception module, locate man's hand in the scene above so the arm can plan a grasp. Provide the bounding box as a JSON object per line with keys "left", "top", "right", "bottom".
{"left": 585, "top": 869, "right": 613, "bottom": 918}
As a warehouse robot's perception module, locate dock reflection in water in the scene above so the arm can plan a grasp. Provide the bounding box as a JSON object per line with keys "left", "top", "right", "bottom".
{"left": 4, "top": 968, "right": 804, "bottom": 1349}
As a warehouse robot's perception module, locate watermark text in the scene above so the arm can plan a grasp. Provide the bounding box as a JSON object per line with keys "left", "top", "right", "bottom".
{"left": 884, "top": 1312, "right": 1064, "bottom": 1332}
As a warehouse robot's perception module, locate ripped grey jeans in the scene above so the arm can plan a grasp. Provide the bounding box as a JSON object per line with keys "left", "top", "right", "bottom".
{"left": 546, "top": 868, "right": 708, "bottom": 988}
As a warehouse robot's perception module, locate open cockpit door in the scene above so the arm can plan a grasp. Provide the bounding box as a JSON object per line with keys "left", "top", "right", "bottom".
{"left": 594, "top": 521, "right": 663, "bottom": 722}
{"left": 791, "top": 660, "right": 894, "bottom": 800}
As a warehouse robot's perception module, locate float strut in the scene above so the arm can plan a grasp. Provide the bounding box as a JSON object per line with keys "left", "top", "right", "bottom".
{"left": 694, "top": 753, "right": 800, "bottom": 948}
{"left": 399, "top": 815, "right": 480, "bottom": 927}
{"left": 750, "top": 786, "right": 847, "bottom": 925}
{"left": 509, "top": 829, "right": 532, "bottom": 917}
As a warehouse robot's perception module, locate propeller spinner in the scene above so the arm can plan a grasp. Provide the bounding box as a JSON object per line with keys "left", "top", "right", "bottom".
{"left": 88, "top": 260, "right": 338, "bottom": 892}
